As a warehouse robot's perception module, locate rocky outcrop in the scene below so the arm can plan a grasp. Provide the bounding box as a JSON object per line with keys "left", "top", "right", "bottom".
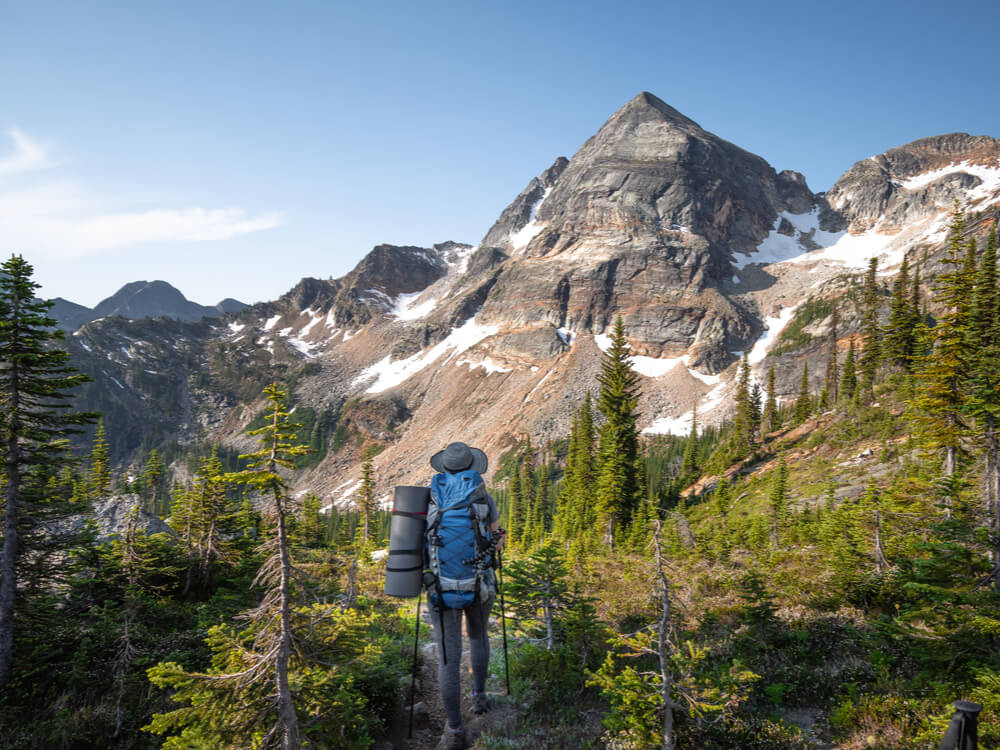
{"left": 52, "top": 494, "right": 175, "bottom": 544}
{"left": 822, "top": 133, "right": 1000, "bottom": 233}
{"left": 480, "top": 157, "right": 569, "bottom": 251}
{"left": 476, "top": 92, "right": 814, "bottom": 369}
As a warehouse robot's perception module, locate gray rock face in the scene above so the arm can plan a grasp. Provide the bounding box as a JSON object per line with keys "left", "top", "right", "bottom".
{"left": 476, "top": 92, "right": 814, "bottom": 369}
{"left": 54, "top": 494, "right": 175, "bottom": 544}
{"left": 822, "top": 133, "right": 1000, "bottom": 233}
{"left": 480, "top": 157, "right": 569, "bottom": 251}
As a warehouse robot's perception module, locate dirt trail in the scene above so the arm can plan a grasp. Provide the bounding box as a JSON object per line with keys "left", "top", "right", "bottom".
{"left": 383, "top": 604, "right": 518, "bottom": 750}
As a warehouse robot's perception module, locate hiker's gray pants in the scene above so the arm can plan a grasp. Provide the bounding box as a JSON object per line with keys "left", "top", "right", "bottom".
{"left": 430, "top": 594, "right": 494, "bottom": 728}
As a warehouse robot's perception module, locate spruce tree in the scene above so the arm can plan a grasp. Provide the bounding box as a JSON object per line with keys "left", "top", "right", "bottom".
{"left": 793, "top": 361, "right": 811, "bottom": 423}
{"left": 732, "top": 352, "right": 755, "bottom": 454}
{"left": 594, "top": 317, "right": 642, "bottom": 549}
{"left": 763, "top": 364, "right": 779, "bottom": 434}
{"left": 886, "top": 256, "right": 915, "bottom": 371}
{"left": 859, "top": 257, "right": 881, "bottom": 402}
{"left": 88, "top": 419, "right": 112, "bottom": 499}
{"left": 912, "top": 205, "right": 973, "bottom": 504}
{"left": 968, "top": 225, "right": 1000, "bottom": 587}
{"left": 768, "top": 460, "right": 788, "bottom": 548}
{"left": 679, "top": 406, "right": 699, "bottom": 478}
{"left": 358, "top": 445, "right": 377, "bottom": 543}
{"left": 0, "top": 254, "right": 96, "bottom": 689}
{"left": 507, "top": 454, "right": 523, "bottom": 549}
{"left": 825, "top": 306, "right": 840, "bottom": 403}
{"left": 142, "top": 448, "right": 165, "bottom": 514}
{"left": 840, "top": 340, "right": 858, "bottom": 403}
{"left": 750, "top": 382, "right": 763, "bottom": 441}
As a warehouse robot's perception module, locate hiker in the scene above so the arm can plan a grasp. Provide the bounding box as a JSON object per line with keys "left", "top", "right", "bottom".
{"left": 424, "top": 442, "right": 505, "bottom": 750}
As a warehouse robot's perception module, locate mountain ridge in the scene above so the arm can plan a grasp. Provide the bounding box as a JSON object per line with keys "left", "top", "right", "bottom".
{"left": 57, "top": 92, "right": 1000, "bottom": 512}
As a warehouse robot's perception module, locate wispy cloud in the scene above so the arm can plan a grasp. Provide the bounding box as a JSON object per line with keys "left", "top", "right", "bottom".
{"left": 0, "top": 129, "right": 51, "bottom": 176}
{"left": 0, "top": 129, "right": 281, "bottom": 257}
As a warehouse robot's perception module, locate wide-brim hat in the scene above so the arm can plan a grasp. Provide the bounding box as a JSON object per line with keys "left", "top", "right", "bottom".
{"left": 430, "top": 441, "right": 488, "bottom": 474}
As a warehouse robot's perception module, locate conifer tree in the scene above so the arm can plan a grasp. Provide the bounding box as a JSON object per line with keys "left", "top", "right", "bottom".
{"left": 763, "top": 364, "right": 779, "bottom": 434}
{"left": 504, "top": 543, "right": 571, "bottom": 650}
{"left": 218, "top": 383, "right": 311, "bottom": 744}
{"left": 825, "top": 306, "right": 840, "bottom": 403}
{"left": 0, "top": 254, "right": 96, "bottom": 690}
{"left": 679, "top": 406, "right": 699, "bottom": 478}
{"left": 886, "top": 256, "right": 916, "bottom": 371}
{"left": 768, "top": 460, "right": 788, "bottom": 548}
{"left": 507, "top": 454, "right": 523, "bottom": 549}
{"left": 968, "top": 225, "right": 1000, "bottom": 587}
{"left": 750, "top": 382, "right": 763, "bottom": 441}
{"left": 732, "top": 352, "right": 755, "bottom": 454}
{"left": 556, "top": 394, "right": 595, "bottom": 547}
{"left": 357, "top": 445, "right": 377, "bottom": 543}
{"left": 595, "top": 317, "right": 642, "bottom": 549}
{"left": 297, "top": 494, "right": 325, "bottom": 548}
{"left": 840, "top": 340, "right": 858, "bottom": 403}
{"left": 88, "top": 419, "right": 112, "bottom": 499}
{"left": 142, "top": 448, "right": 165, "bottom": 514}
{"left": 793, "top": 361, "right": 811, "bottom": 423}
{"left": 713, "top": 478, "right": 732, "bottom": 558}
{"left": 859, "top": 257, "right": 881, "bottom": 402}
{"left": 912, "top": 205, "right": 973, "bottom": 506}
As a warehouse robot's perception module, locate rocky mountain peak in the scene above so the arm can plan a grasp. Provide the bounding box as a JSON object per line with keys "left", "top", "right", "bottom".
{"left": 823, "top": 132, "right": 1000, "bottom": 234}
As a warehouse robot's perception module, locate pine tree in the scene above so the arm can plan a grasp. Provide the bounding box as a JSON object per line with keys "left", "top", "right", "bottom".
{"left": 794, "top": 361, "right": 811, "bottom": 424}
{"left": 358, "top": 445, "right": 377, "bottom": 543}
{"left": 556, "top": 394, "right": 595, "bottom": 548}
{"left": 763, "top": 364, "right": 780, "bottom": 434}
{"left": 88, "top": 419, "right": 112, "bottom": 499}
{"left": 859, "top": 257, "right": 881, "bottom": 402}
{"left": 840, "top": 340, "right": 858, "bottom": 403}
{"left": 768, "top": 460, "right": 788, "bottom": 548}
{"left": 223, "top": 383, "right": 311, "bottom": 744}
{"left": 825, "top": 306, "right": 840, "bottom": 403}
{"left": 595, "top": 317, "right": 642, "bottom": 549}
{"left": 0, "top": 254, "right": 96, "bottom": 689}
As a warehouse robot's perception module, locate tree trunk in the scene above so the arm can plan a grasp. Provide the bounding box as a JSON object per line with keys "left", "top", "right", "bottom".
{"left": 873, "top": 507, "right": 888, "bottom": 574}
{"left": 652, "top": 521, "right": 675, "bottom": 750}
{"left": 943, "top": 439, "right": 957, "bottom": 520}
{"left": 274, "top": 489, "right": 300, "bottom": 749}
{"left": 987, "top": 416, "right": 1000, "bottom": 591}
{"left": 0, "top": 362, "right": 20, "bottom": 690}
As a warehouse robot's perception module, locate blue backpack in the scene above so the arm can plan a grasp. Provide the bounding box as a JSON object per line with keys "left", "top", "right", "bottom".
{"left": 425, "top": 469, "right": 495, "bottom": 610}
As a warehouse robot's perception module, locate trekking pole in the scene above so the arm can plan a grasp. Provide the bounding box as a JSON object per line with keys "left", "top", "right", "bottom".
{"left": 497, "top": 551, "right": 511, "bottom": 696}
{"left": 407, "top": 588, "right": 422, "bottom": 739}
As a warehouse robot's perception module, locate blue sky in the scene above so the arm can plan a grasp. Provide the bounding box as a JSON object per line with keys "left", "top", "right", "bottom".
{"left": 2, "top": 0, "right": 998, "bottom": 307}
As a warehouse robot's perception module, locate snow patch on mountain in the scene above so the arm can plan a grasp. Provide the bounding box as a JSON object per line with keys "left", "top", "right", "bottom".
{"left": 391, "top": 291, "right": 438, "bottom": 321}
{"left": 509, "top": 188, "right": 551, "bottom": 252}
{"left": 456, "top": 356, "right": 512, "bottom": 374}
{"left": 643, "top": 381, "right": 728, "bottom": 436}
{"left": 748, "top": 305, "right": 799, "bottom": 365}
{"left": 898, "top": 160, "right": 1000, "bottom": 204}
{"left": 594, "top": 334, "right": 719, "bottom": 384}
{"left": 353, "top": 316, "right": 499, "bottom": 394}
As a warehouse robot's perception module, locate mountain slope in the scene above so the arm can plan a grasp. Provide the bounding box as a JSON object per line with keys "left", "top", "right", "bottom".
{"left": 60, "top": 93, "right": 1000, "bottom": 513}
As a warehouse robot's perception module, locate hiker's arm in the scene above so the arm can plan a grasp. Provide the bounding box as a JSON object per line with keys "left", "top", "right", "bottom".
{"left": 491, "top": 520, "right": 506, "bottom": 550}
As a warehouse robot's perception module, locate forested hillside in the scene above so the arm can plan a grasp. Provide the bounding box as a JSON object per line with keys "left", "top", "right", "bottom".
{"left": 3, "top": 209, "right": 1000, "bottom": 749}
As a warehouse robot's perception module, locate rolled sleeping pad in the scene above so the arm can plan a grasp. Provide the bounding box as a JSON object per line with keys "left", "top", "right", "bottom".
{"left": 385, "top": 485, "right": 430, "bottom": 597}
